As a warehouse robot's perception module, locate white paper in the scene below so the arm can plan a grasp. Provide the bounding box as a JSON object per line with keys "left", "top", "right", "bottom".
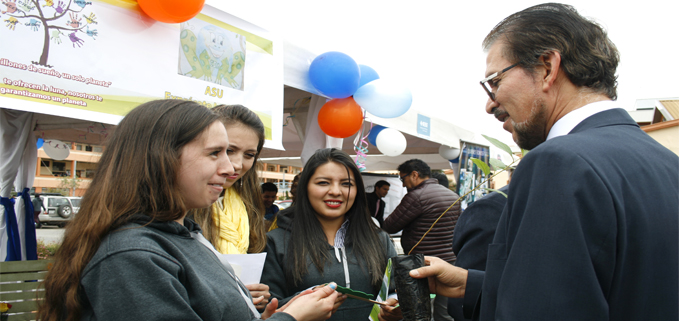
{"left": 219, "top": 252, "right": 267, "bottom": 285}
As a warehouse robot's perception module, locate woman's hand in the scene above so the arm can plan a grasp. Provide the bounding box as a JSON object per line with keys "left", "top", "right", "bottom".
{"left": 273, "top": 282, "right": 339, "bottom": 321}
{"left": 246, "top": 283, "right": 271, "bottom": 310}
{"left": 378, "top": 298, "right": 402, "bottom": 321}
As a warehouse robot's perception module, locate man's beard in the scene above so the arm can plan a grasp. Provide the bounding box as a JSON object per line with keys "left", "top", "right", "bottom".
{"left": 512, "top": 98, "right": 548, "bottom": 150}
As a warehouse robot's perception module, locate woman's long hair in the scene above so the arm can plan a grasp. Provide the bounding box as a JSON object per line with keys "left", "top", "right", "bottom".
{"left": 191, "top": 104, "right": 267, "bottom": 253}
{"left": 285, "top": 148, "right": 387, "bottom": 287}
{"left": 38, "top": 100, "right": 219, "bottom": 321}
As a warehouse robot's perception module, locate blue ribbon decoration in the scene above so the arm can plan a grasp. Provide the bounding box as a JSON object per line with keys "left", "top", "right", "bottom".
{"left": 1, "top": 196, "right": 21, "bottom": 261}
{"left": 18, "top": 188, "right": 37, "bottom": 260}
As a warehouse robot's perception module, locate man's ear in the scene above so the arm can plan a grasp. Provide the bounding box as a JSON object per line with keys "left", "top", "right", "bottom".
{"left": 540, "top": 51, "right": 562, "bottom": 92}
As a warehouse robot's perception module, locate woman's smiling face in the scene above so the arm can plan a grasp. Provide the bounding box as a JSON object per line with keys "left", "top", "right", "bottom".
{"left": 307, "top": 161, "right": 357, "bottom": 224}
{"left": 223, "top": 122, "right": 259, "bottom": 188}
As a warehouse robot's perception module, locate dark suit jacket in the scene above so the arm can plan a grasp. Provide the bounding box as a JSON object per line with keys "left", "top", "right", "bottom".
{"left": 366, "top": 191, "right": 385, "bottom": 227}
{"left": 448, "top": 185, "right": 509, "bottom": 321}
{"left": 464, "top": 108, "right": 679, "bottom": 320}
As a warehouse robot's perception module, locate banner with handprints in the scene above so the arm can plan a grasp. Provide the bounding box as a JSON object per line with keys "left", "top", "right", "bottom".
{"left": 0, "top": 0, "right": 283, "bottom": 148}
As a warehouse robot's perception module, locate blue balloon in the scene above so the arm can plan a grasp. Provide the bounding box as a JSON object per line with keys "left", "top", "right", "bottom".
{"left": 367, "top": 125, "right": 386, "bottom": 146}
{"left": 358, "top": 65, "right": 380, "bottom": 88}
{"left": 309, "top": 52, "right": 360, "bottom": 99}
{"left": 36, "top": 138, "right": 44, "bottom": 149}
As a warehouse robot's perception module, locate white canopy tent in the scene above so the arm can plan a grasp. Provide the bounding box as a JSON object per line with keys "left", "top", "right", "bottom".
{"left": 0, "top": 3, "right": 488, "bottom": 261}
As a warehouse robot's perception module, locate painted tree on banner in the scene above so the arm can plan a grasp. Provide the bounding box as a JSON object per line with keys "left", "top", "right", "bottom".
{"left": 1, "top": 0, "right": 99, "bottom": 67}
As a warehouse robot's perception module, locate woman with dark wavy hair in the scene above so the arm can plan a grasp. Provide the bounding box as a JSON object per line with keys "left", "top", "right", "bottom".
{"left": 262, "top": 148, "right": 398, "bottom": 321}
{"left": 38, "top": 99, "right": 338, "bottom": 321}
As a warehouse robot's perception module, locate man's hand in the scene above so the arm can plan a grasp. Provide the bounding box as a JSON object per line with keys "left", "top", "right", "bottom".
{"left": 409, "top": 256, "right": 468, "bottom": 298}
{"left": 378, "top": 298, "right": 402, "bottom": 321}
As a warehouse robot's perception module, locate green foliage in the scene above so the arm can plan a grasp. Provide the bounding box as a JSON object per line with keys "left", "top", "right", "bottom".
{"left": 489, "top": 158, "right": 507, "bottom": 171}
{"left": 482, "top": 134, "right": 513, "bottom": 156}
{"left": 36, "top": 240, "right": 60, "bottom": 260}
{"left": 471, "top": 158, "right": 491, "bottom": 176}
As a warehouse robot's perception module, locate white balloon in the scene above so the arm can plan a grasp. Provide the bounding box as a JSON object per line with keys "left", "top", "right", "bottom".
{"left": 353, "top": 79, "right": 413, "bottom": 119}
{"left": 375, "top": 128, "right": 407, "bottom": 157}
{"left": 438, "top": 145, "right": 460, "bottom": 160}
{"left": 42, "top": 139, "right": 70, "bottom": 160}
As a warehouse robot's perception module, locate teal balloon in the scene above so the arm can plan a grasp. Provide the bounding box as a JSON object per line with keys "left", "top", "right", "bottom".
{"left": 353, "top": 79, "right": 413, "bottom": 118}
{"left": 367, "top": 125, "right": 386, "bottom": 146}
{"left": 358, "top": 65, "right": 379, "bottom": 88}
{"left": 36, "top": 138, "right": 44, "bottom": 149}
{"left": 309, "top": 51, "right": 360, "bottom": 99}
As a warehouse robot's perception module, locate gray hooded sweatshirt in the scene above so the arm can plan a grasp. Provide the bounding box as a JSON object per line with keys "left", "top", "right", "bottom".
{"left": 80, "top": 215, "right": 295, "bottom": 321}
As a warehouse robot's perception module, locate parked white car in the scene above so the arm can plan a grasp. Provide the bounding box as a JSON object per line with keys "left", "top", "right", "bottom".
{"left": 33, "top": 194, "right": 80, "bottom": 228}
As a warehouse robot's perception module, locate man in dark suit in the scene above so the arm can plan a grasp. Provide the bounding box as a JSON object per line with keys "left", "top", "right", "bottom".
{"left": 409, "top": 4, "right": 679, "bottom": 321}
{"left": 366, "top": 180, "right": 389, "bottom": 227}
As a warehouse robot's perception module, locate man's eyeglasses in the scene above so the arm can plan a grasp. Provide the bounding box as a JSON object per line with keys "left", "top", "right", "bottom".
{"left": 480, "top": 62, "right": 519, "bottom": 101}
{"left": 399, "top": 173, "right": 409, "bottom": 183}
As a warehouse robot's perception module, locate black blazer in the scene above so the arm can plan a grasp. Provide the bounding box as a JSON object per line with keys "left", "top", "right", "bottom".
{"left": 465, "top": 108, "right": 678, "bottom": 320}
{"left": 448, "top": 185, "right": 508, "bottom": 321}
{"left": 366, "top": 191, "right": 385, "bottom": 227}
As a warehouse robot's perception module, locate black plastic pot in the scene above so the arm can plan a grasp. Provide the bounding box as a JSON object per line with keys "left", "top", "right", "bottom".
{"left": 392, "top": 254, "right": 431, "bottom": 321}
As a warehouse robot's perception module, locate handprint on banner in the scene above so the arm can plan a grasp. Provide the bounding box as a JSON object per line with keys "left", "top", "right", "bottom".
{"left": 73, "top": 0, "right": 90, "bottom": 8}
{"left": 1, "top": 0, "right": 17, "bottom": 14}
{"left": 25, "top": 18, "right": 40, "bottom": 31}
{"left": 68, "top": 32, "right": 84, "bottom": 47}
{"left": 4, "top": 16, "right": 17, "bottom": 30}
{"left": 67, "top": 12, "right": 81, "bottom": 28}
{"left": 83, "top": 25, "right": 96, "bottom": 39}
{"left": 54, "top": 1, "right": 64, "bottom": 14}
{"left": 16, "top": 0, "right": 34, "bottom": 12}
{"left": 84, "top": 12, "right": 96, "bottom": 24}
{"left": 1, "top": 0, "right": 102, "bottom": 67}
{"left": 50, "top": 29, "right": 63, "bottom": 44}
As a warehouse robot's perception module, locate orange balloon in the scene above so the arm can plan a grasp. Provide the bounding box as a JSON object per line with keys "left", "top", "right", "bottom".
{"left": 318, "top": 98, "right": 364, "bottom": 138}
{"left": 138, "top": 0, "right": 205, "bottom": 23}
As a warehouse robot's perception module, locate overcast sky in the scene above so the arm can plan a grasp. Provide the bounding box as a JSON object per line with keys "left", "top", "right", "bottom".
{"left": 212, "top": 0, "right": 678, "bottom": 146}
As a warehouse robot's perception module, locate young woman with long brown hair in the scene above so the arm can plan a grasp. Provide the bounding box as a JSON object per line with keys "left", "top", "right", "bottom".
{"left": 38, "top": 99, "right": 338, "bottom": 321}
{"left": 190, "top": 104, "right": 272, "bottom": 308}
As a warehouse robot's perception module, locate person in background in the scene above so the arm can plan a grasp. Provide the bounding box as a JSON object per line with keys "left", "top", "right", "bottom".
{"left": 447, "top": 184, "right": 508, "bottom": 321}
{"left": 366, "top": 180, "right": 389, "bottom": 227}
{"left": 382, "top": 159, "right": 460, "bottom": 321}
{"left": 431, "top": 172, "right": 449, "bottom": 189}
{"left": 190, "top": 104, "right": 270, "bottom": 309}
{"left": 32, "top": 193, "right": 45, "bottom": 228}
{"left": 262, "top": 148, "right": 399, "bottom": 321}
{"left": 268, "top": 173, "right": 301, "bottom": 231}
{"left": 262, "top": 182, "right": 279, "bottom": 230}
{"left": 410, "top": 4, "right": 678, "bottom": 320}
{"left": 38, "top": 99, "right": 339, "bottom": 321}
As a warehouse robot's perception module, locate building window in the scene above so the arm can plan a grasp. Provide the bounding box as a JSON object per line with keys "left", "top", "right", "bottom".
{"left": 85, "top": 145, "right": 93, "bottom": 152}
{"left": 76, "top": 161, "right": 97, "bottom": 178}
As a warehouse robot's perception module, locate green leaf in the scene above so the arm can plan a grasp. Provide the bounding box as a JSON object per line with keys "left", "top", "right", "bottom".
{"left": 482, "top": 134, "right": 513, "bottom": 156}
{"left": 489, "top": 158, "right": 507, "bottom": 171}
{"left": 521, "top": 148, "right": 530, "bottom": 157}
{"left": 471, "top": 158, "right": 490, "bottom": 176}
{"left": 485, "top": 188, "right": 508, "bottom": 198}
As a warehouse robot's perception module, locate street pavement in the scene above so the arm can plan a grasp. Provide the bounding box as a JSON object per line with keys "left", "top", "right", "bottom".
{"left": 36, "top": 226, "right": 64, "bottom": 244}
